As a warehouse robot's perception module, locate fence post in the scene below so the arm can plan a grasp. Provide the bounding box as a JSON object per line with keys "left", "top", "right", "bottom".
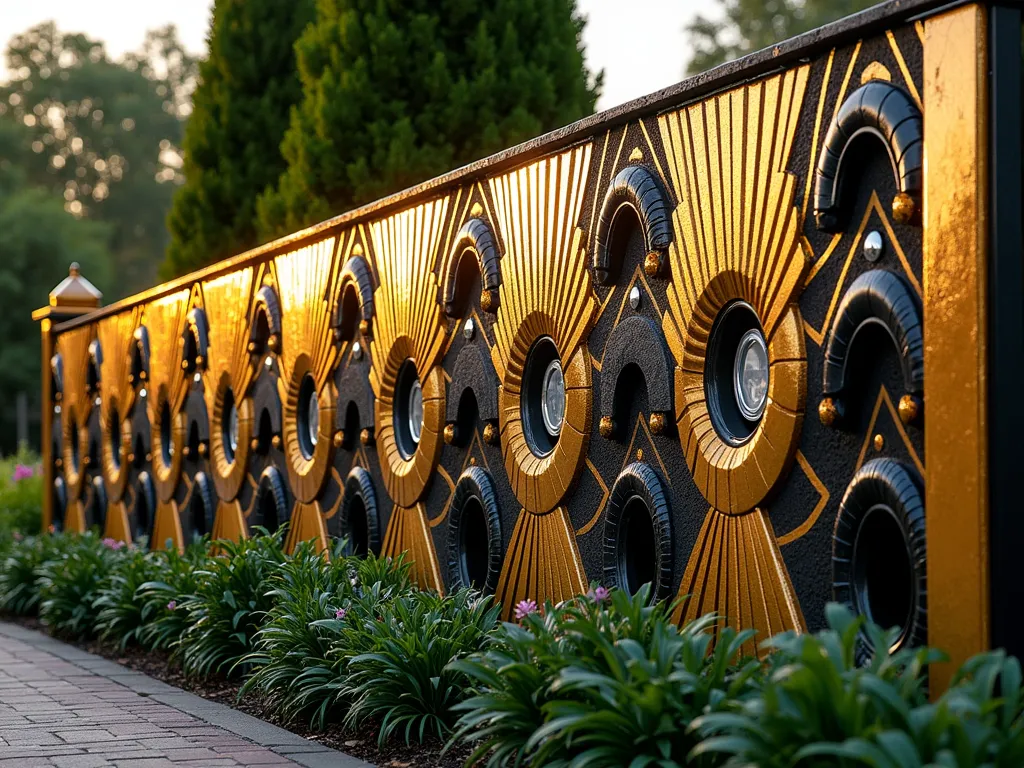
{"left": 32, "top": 263, "right": 103, "bottom": 532}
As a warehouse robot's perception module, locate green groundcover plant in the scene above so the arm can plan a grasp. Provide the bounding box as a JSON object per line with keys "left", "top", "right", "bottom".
{"left": 2, "top": 528, "right": 1024, "bottom": 768}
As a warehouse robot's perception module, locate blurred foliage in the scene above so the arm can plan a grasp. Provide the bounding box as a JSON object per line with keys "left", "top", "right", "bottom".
{"left": 256, "top": 0, "right": 602, "bottom": 238}
{"left": 0, "top": 448, "right": 44, "bottom": 537}
{"left": 163, "top": 0, "right": 315, "bottom": 278}
{"left": 686, "top": 0, "right": 881, "bottom": 75}
{"left": 0, "top": 21, "right": 198, "bottom": 297}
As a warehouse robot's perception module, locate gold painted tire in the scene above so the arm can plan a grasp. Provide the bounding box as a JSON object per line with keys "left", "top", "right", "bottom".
{"left": 498, "top": 318, "right": 592, "bottom": 515}
{"left": 209, "top": 371, "right": 253, "bottom": 502}
{"left": 101, "top": 395, "right": 133, "bottom": 504}
{"left": 282, "top": 352, "right": 336, "bottom": 504}
{"left": 150, "top": 384, "right": 186, "bottom": 504}
{"left": 375, "top": 336, "right": 444, "bottom": 508}
{"left": 61, "top": 408, "right": 90, "bottom": 502}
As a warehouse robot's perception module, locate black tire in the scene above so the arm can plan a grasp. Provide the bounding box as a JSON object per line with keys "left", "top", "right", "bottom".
{"left": 832, "top": 457, "right": 926, "bottom": 662}
{"left": 133, "top": 471, "right": 156, "bottom": 545}
{"left": 187, "top": 472, "right": 216, "bottom": 541}
{"left": 52, "top": 476, "right": 67, "bottom": 533}
{"left": 602, "top": 462, "right": 674, "bottom": 601}
{"left": 446, "top": 467, "right": 502, "bottom": 595}
{"left": 337, "top": 467, "right": 380, "bottom": 557}
{"left": 252, "top": 466, "right": 289, "bottom": 535}
{"left": 86, "top": 475, "right": 107, "bottom": 532}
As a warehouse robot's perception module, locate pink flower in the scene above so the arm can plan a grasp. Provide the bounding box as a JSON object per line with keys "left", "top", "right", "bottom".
{"left": 12, "top": 464, "right": 33, "bottom": 482}
{"left": 592, "top": 586, "right": 609, "bottom": 602}
{"left": 514, "top": 599, "right": 538, "bottom": 620}
{"left": 12, "top": 532, "right": 22, "bottom": 542}
{"left": 101, "top": 538, "right": 125, "bottom": 551}
{"left": 167, "top": 600, "right": 177, "bottom": 611}
{"left": 334, "top": 608, "right": 346, "bottom": 620}
{"left": 47, "top": 524, "right": 55, "bottom": 534}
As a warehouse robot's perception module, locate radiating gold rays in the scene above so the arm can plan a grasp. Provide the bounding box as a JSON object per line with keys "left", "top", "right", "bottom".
{"left": 381, "top": 503, "right": 444, "bottom": 593}
{"left": 673, "top": 507, "right": 806, "bottom": 658}
{"left": 146, "top": 289, "right": 191, "bottom": 503}
{"left": 368, "top": 199, "right": 450, "bottom": 508}
{"left": 202, "top": 268, "right": 256, "bottom": 502}
{"left": 57, "top": 326, "right": 94, "bottom": 511}
{"left": 284, "top": 500, "right": 330, "bottom": 553}
{"left": 275, "top": 237, "right": 341, "bottom": 504}
{"left": 98, "top": 307, "right": 143, "bottom": 504}
{"left": 493, "top": 507, "right": 588, "bottom": 620}
{"left": 657, "top": 69, "right": 811, "bottom": 643}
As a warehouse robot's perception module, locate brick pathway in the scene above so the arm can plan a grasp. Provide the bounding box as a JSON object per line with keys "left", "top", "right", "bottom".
{"left": 0, "top": 622, "right": 370, "bottom": 768}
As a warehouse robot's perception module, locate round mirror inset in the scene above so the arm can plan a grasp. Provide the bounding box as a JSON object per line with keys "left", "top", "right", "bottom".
{"left": 297, "top": 374, "right": 319, "bottom": 460}
{"left": 734, "top": 329, "right": 769, "bottom": 421}
{"left": 394, "top": 360, "right": 423, "bottom": 460}
{"left": 522, "top": 337, "right": 564, "bottom": 457}
{"left": 705, "top": 301, "right": 769, "bottom": 445}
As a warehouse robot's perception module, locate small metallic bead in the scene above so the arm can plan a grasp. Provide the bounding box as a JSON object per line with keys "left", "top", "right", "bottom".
{"left": 480, "top": 289, "right": 496, "bottom": 313}
{"left": 181, "top": 359, "right": 189, "bottom": 370}
{"left": 629, "top": 285, "right": 641, "bottom": 310}
{"left": 463, "top": 318, "right": 475, "bottom": 340}
{"left": 82, "top": 455, "right": 91, "bottom": 467}
{"left": 250, "top": 438, "right": 260, "bottom": 451}
{"left": 818, "top": 397, "right": 840, "bottom": 427}
{"left": 271, "top": 434, "right": 282, "bottom": 450}
{"left": 359, "top": 319, "right": 371, "bottom": 337}
{"left": 599, "top": 415, "right": 615, "bottom": 439}
{"left": 892, "top": 192, "right": 916, "bottom": 224}
{"left": 126, "top": 453, "right": 135, "bottom": 464}
{"left": 643, "top": 252, "right": 662, "bottom": 277}
{"left": 54, "top": 458, "right": 62, "bottom": 468}
{"left": 333, "top": 430, "right": 345, "bottom": 449}
{"left": 482, "top": 422, "right": 498, "bottom": 444}
{"left": 443, "top": 423, "right": 457, "bottom": 445}
{"left": 873, "top": 434, "right": 884, "bottom": 452}
{"left": 182, "top": 445, "right": 190, "bottom": 457}
{"left": 198, "top": 442, "right": 208, "bottom": 457}
{"left": 648, "top": 412, "right": 667, "bottom": 435}
{"left": 195, "top": 354, "right": 204, "bottom": 367}
{"left": 140, "top": 371, "right": 147, "bottom": 381}
{"left": 862, "top": 230, "right": 884, "bottom": 262}
{"left": 145, "top": 452, "right": 152, "bottom": 462}
{"left": 898, "top": 394, "right": 921, "bottom": 425}
{"left": 247, "top": 340, "right": 257, "bottom": 353}
{"left": 128, "top": 373, "right": 135, "bottom": 384}
{"left": 352, "top": 341, "right": 363, "bottom": 361}
{"left": 360, "top": 428, "right": 372, "bottom": 446}
{"left": 268, "top": 334, "right": 281, "bottom": 353}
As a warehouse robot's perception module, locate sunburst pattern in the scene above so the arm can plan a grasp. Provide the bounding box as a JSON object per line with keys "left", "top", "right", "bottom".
{"left": 146, "top": 289, "right": 191, "bottom": 504}
{"left": 658, "top": 68, "right": 810, "bottom": 642}
{"left": 381, "top": 503, "right": 444, "bottom": 593}
{"left": 488, "top": 145, "right": 596, "bottom": 515}
{"left": 56, "top": 326, "right": 94, "bottom": 530}
{"left": 202, "top": 268, "right": 256, "bottom": 502}
{"left": 368, "top": 199, "right": 450, "bottom": 508}
{"left": 493, "top": 507, "right": 587, "bottom": 620}
{"left": 275, "top": 237, "right": 340, "bottom": 504}
{"left": 98, "top": 307, "right": 142, "bottom": 506}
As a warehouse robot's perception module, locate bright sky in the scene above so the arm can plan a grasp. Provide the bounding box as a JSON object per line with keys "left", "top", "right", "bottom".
{"left": 0, "top": 0, "right": 706, "bottom": 112}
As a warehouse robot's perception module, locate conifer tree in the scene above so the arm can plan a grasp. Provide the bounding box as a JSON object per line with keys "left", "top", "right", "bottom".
{"left": 164, "top": 0, "right": 314, "bottom": 276}
{"left": 256, "top": 0, "right": 601, "bottom": 239}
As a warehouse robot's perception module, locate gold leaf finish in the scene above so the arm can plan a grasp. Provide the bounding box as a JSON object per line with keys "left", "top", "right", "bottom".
{"left": 275, "top": 238, "right": 340, "bottom": 503}
{"left": 381, "top": 503, "right": 444, "bottom": 593}
{"left": 202, "top": 268, "right": 256, "bottom": 501}
{"left": 489, "top": 146, "right": 596, "bottom": 514}
{"left": 493, "top": 507, "right": 588, "bottom": 620}
{"left": 98, "top": 307, "right": 142, "bottom": 504}
{"left": 659, "top": 68, "right": 809, "bottom": 514}
{"left": 368, "top": 200, "right": 450, "bottom": 508}
{"left": 56, "top": 326, "right": 94, "bottom": 509}
{"left": 146, "top": 290, "right": 191, "bottom": 503}
{"left": 673, "top": 507, "right": 806, "bottom": 657}
{"left": 284, "top": 500, "right": 330, "bottom": 553}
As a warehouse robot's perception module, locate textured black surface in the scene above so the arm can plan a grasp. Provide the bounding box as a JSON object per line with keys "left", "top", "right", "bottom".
{"left": 442, "top": 218, "right": 502, "bottom": 316}
{"left": 593, "top": 165, "right": 672, "bottom": 285}
{"left": 446, "top": 343, "right": 499, "bottom": 426}
{"left": 598, "top": 315, "right": 674, "bottom": 428}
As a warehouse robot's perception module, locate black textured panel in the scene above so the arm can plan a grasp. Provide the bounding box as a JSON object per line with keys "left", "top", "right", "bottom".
{"left": 599, "top": 315, "right": 673, "bottom": 426}
{"left": 446, "top": 344, "right": 499, "bottom": 425}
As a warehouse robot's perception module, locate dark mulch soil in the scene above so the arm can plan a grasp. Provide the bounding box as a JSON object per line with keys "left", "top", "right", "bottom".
{"left": 7, "top": 615, "right": 475, "bottom": 768}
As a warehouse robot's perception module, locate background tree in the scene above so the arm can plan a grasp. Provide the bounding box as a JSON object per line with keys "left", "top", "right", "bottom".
{"left": 256, "top": 0, "right": 602, "bottom": 239}
{"left": 163, "top": 0, "right": 316, "bottom": 278}
{"left": 0, "top": 23, "right": 198, "bottom": 297}
{"left": 686, "top": 0, "right": 880, "bottom": 74}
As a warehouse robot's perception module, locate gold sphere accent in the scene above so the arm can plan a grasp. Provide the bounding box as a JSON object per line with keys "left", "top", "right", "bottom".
{"left": 358, "top": 319, "right": 370, "bottom": 337}
{"left": 892, "top": 192, "right": 916, "bottom": 224}
{"left": 360, "top": 428, "right": 372, "bottom": 446}
{"left": 55, "top": 458, "right": 62, "bottom": 468}
{"left": 268, "top": 334, "right": 281, "bottom": 353}
{"left": 480, "top": 289, "right": 496, "bottom": 312}
{"left": 181, "top": 359, "right": 189, "bottom": 370}
{"left": 271, "top": 434, "right": 282, "bottom": 450}
{"left": 182, "top": 445, "right": 191, "bottom": 457}
{"left": 145, "top": 452, "right": 152, "bottom": 462}
{"left": 55, "top": 392, "right": 62, "bottom": 402}
{"left": 127, "top": 453, "right": 135, "bottom": 463}
{"left": 599, "top": 415, "right": 615, "bottom": 439}
{"left": 333, "top": 430, "right": 345, "bottom": 449}
{"left": 140, "top": 371, "right": 147, "bottom": 381}
{"left": 127, "top": 373, "right": 135, "bottom": 384}
{"left": 443, "top": 423, "right": 457, "bottom": 445}
{"left": 648, "top": 412, "right": 667, "bottom": 435}
{"left": 119, "top": 444, "right": 127, "bottom": 456}
{"left": 898, "top": 394, "right": 920, "bottom": 425}
{"left": 873, "top": 434, "right": 885, "bottom": 452}
{"left": 195, "top": 354, "right": 204, "bottom": 367}
{"left": 636, "top": 448, "right": 644, "bottom": 461}
{"left": 482, "top": 422, "right": 497, "bottom": 444}
{"left": 469, "top": 457, "right": 477, "bottom": 466}
{"left": 643, "top": 252, "right": 662, "bottom": 277}
{"left": 247, "top": 341, "right": 257, "bottom": 353}
{"left": 818, "top": 397, "right": 839, "bottom": 427}
{"left": 198, "top": 442, "right": 208, "bottom": 457}
{"left": 250, "top": 438, "right": 260, "bottom": 451}
{"left": 82, "top": 455, "right": 90, "bottom": 467}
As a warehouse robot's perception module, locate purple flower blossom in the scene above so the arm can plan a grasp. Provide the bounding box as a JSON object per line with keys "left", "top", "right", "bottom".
{"left": 592, "top": 585, "right": 609, "bottom": 602}
{"left": 12, "top": 464, "right": 33, "bottom": 482}
{"left": 335, "top": 608, "right": 347, "bottom": 620}
{"left": 167, "top": 600, "right": 177, "bottom": 611}
{"left": 101, "top": 538, "right": 125, "bottom": 551}
{"left": 12, "top": 532, "right": 22, "bottom": 542}
{"left": 514, "top": 599, "right": 538, "bottom": 620}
